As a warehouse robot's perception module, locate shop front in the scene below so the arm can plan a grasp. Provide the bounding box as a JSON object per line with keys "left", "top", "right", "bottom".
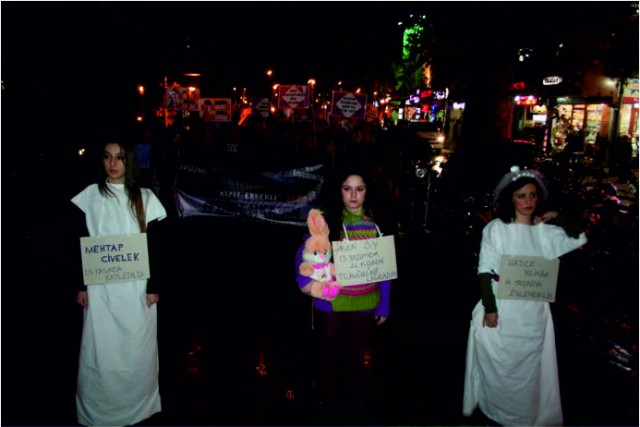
{"left": 619, "top": 78, "right": 639, "bottom": 157}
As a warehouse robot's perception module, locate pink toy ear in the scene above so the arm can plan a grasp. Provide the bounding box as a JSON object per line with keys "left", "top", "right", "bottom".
{"left": 307, "top": 209, "right": 329, "bottom": 235}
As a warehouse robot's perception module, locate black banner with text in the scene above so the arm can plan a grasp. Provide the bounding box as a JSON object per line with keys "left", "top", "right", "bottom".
{"left": 175, "top": 162, "right": 327, "bottom": 226}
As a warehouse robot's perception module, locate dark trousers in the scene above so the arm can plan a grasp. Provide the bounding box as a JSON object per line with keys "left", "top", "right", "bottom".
{"left": 313, "top": 308, "right": 376, "bottom": 406}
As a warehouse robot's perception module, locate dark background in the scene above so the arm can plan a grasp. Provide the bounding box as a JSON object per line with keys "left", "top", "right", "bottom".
{"left": 3, "top": 1, "right": 634, "bottom": 147}
{"left": 1, "top": 3, "right": 638, "bottom": 425}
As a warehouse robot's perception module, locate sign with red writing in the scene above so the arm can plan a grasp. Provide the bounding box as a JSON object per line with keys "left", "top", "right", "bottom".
{"left": 200, "top": 98, "right": 232, "bottom": 122}
{"left": 330, "top": 91, "right": 368, "bottom": 119}
{"left": 277, "top": 85, "right": 309, "bottom": 109}
{"left": 167, "top": 87, "right": 200, "bottom": 111}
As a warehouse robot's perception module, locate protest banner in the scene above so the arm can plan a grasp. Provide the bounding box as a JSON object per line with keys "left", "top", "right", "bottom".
{"left": 175, "top": 163, "right": 327, "bottom": 226}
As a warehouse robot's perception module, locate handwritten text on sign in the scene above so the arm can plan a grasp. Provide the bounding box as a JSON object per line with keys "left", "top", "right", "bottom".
{"left": 332, "top": 235, "right": 398, "bottom": 286}
{"left": 497, "top": 255, "right": 560, "bottom": 302}
{"left": 80, "top": 233, "right": 150, "bottom": 285}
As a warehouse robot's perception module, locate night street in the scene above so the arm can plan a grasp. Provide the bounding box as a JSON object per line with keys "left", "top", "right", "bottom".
{"left": 2, "top": 167, "right": 637, "bottom": 425}
{"left": 2, "top": 2, "right": 638, "bottom": 426}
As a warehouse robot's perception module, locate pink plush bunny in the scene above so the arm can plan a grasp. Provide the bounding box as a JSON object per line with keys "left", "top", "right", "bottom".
{"left": 299, "top": 209, "right": 341, "bottom": 300}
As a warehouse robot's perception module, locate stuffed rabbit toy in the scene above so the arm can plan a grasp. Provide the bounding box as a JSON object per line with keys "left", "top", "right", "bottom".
{"left": 299, "top": 209, "right": 341, "bottom": 300}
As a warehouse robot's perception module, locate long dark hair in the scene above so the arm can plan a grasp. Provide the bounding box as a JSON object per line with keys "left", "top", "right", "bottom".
{"left": 495, "top": 176, "right": 546, "bottom": 224}
{"left": 320, "top": 162, "right": 376, "bottom": 242}
{"left": 97, "top": 139, "right": 147, "bottom": 232}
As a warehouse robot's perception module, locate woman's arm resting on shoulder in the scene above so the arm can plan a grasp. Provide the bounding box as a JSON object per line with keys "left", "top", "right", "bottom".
{"left": 533, "top": 210, "right": 558, "bottom": 224}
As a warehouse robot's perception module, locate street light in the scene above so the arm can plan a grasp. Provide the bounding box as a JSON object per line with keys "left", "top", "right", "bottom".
{"left": 266, "top": 69, "right": 275, "bottom": 98}
{"left": 137, "top": 85, "right": 144, "bottom": 120}
{"left": 307, "top": 78, "right": 318, "bottom": 145}
{"left": 308, "top": 78, "right": 316, "bottom": 107}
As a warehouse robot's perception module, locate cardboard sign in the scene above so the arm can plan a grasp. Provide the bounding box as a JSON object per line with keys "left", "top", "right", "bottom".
{"left": 80, "top": 234, "right": 150, "bottom": 285}
{"left": 332, "top": 235, "right": 398, "bottom": 286}
{"left": 497, "top": 255, "right": 560, "bottom": 302}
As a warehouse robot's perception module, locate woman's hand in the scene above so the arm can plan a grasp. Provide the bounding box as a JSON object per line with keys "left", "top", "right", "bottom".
{"left": 76, "top": 291, "right": 88, "bottom": 308}
{"left": 146, "top": 294, "right": 160, "bottom": 307}
{"left": 375, "top": 315, "right": 388, "bottom": 325}
{"left": 483, "top": 312, "right": 498, "bottom": 328}
{"left": 533, "top": 210, "right": 558, "bottom": 224}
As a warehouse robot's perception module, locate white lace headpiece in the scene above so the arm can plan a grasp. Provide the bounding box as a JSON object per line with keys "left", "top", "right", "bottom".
{"left": 492, "top": 165, "right": 548, "bottom": 202}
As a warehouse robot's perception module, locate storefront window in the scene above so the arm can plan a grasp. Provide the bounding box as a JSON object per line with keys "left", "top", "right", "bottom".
{"left": 619, "top": 103, "right": 632, "bottom": 135}
{"left": 586, "top": 104, "right": 604, "bottom": 144}
{"left": 572, "top": 105, "right": 585, "bottom": 130}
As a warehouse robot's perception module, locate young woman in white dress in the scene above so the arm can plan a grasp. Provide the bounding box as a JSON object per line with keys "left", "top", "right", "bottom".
{"left": 72, "top": 139, "right": 167, "bottom": 426}
{"left": 463, "top": 166, "right": 587, "bottom": 426}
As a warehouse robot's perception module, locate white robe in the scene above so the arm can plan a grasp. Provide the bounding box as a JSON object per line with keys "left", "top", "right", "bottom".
{"left": 72, "top": 183, "right": 167, "bottom": 426}
{"left": 463, "top": 219, "right": 587, "bottom": 426}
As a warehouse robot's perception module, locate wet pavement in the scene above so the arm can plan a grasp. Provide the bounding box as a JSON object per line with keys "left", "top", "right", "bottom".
{"left": 2, "top": 171, "right": 638, "bottom": 426}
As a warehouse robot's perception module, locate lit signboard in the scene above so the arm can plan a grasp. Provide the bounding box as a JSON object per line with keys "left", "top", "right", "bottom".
{"left": 543, "top": 76, "right": 562, "bottom": 86}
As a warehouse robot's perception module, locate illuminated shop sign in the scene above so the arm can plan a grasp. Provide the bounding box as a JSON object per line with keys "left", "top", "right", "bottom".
{"left": 515, "top": 95, "right": 538, "bottom": 106}
{"left": 543, "top": 76, "right": 562, "bottom": 85}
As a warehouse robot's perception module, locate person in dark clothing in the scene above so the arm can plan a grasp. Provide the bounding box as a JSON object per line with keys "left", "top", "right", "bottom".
{"left": 616, "top": 134, "right": 633, "bottom": 183}
{"left": 561, "top": 127, "right": 584, "bottom": 165}
{"left": 316, "top": 115, "right": 349, "bottom": 170}
{"left": 157, "top": 129, "right": 182, "bottom": 218}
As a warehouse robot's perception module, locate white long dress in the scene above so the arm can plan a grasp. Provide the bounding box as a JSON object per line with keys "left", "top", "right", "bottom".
{"left": 72, "top": 182, "right": 167, "bottom": 426}
{"left": 462, "top": 219, "right": 587, "bottom": 426}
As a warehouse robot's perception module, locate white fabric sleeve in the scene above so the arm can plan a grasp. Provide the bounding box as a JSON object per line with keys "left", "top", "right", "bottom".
{"left": 477, "top": 220, "right": 501, "bottom": 275}
{"left": 143, "top": 188, "right": 167, "bottom": 223}
{"left": 537, "top": 224, "right": 587, "bottom": 259}
{"left": 71, "top": 184, "right": 93, "bottom": 213}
